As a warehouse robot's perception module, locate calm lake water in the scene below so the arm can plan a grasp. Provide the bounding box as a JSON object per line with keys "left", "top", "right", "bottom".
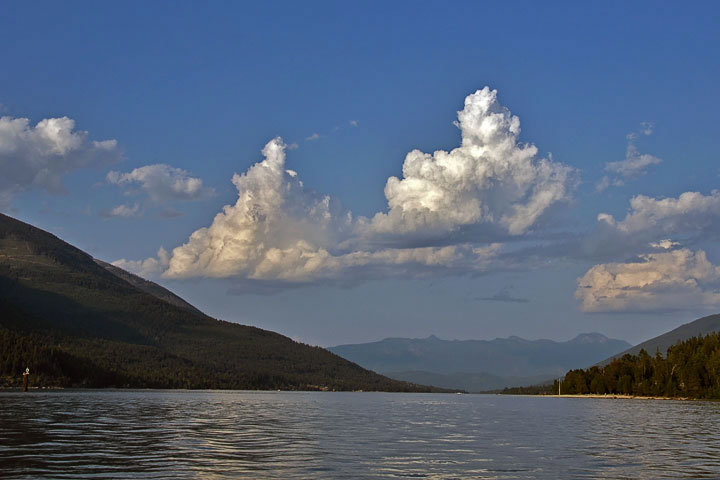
{"left": 1, "top": 390, "right": 719, "bottom": 479}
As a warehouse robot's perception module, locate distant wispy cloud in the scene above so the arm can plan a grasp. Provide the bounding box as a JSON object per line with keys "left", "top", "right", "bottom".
{"left": 107, "top": 164, "right": 214, "bottom": 204}
{"left": 349, "top": 119, "right": 358, "bottom": 127}
{"left": 476, "top": 286, "right": 529, "bottom": 303}
{"left": 305, "top": 132, "right": 320, "bottom": 141}
{"left": 100, "top": 203, "right": 140, "bottom": 219}
{"left": 596, "top": 123, "right": 661, "bottom": 192}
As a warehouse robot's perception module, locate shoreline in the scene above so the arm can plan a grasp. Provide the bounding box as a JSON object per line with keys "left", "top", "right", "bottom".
{"left": 531, "top": 393, "right": 691, "bottom": 401}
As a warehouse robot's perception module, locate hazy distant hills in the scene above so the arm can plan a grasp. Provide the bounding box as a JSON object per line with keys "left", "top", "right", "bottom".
{"left": 598, "top": 313, "right": 720, "bottom": 366}
{"left": 329, "top": 333, "right": 631, "bottom": 392}
{"left": 0, "top": 213, "right": 443, "bottom": 392}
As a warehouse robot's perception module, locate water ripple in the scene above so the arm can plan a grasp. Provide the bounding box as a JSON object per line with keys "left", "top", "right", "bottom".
{"left": 1, "top": 391, "right": 720, "bottom": 478}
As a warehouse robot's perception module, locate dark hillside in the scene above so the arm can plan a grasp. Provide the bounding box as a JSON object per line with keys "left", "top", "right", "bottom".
{"left": 597, "top": 314, "right": 720, "bottom": 366}
{"left": 0, "top": 213, "right": 445, "bottom": 392}
{"left": 560, "top": 332, "right": 720, "bottom": 399}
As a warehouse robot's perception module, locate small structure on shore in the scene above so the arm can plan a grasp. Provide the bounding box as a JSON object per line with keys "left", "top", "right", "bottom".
{"left": 22, "top": 367, "right": 29, "bottom": 392}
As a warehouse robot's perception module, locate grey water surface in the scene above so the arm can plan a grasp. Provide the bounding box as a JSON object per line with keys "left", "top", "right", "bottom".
{"left": 1, "top": 390, "right": 719, "bottom": 479}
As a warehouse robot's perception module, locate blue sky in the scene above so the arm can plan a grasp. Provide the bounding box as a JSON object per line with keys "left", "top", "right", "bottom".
{"left": 2, "top": 1, "right": 719, "bottom": 346}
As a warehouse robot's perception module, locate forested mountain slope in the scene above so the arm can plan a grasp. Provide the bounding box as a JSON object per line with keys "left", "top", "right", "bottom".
{"left": 0, "top": 213, "right": 443, "bottom": 392}
{"left": 598, "top": 314, "right": 720, "bottom": 366}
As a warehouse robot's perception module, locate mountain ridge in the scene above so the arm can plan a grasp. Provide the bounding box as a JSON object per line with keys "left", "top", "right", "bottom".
{"left": 329, "top": 332, "right": 630, "bottom": 392}
{"left": 0, "top": 213, "right": 446, "bottom": 392}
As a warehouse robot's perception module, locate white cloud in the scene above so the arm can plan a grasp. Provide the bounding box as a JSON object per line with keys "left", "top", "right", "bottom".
{"left": 106, "top": 164, "right": 213, "bottom": 203}
{"left": 305, "top": 133, "right": 320, "bottom": 141}
{"left": 365, "top": 87, "right": 577, "bottom": 238}
{"left": 119, "top": 87, "right": 577, "bottom": 287}
{"left": 163, "top": 137, "right": 353, "bottom": 280}
{"left": 157, "top": 136, "right": 503, "bottom": 284}
{"left": 577, "top": 189, "right": 720, "bottom": 263}
{"left": 650, "top": 239, "right": 680, "bottom": 250}
{"left": 349, "top": 120, "right": 358, "bottom": 127}
{"left": 112, "top": 247, "right": 170, "bottom": 278}
{"left": 598, "top": 190, "right": 720, "bottom": 237}
{"left": 0, "top": 115, "right": 122, "bottom": 210}
{"left": 101, "top": 203, "right": 140, "bottom": 218}
{"left": 576, "top": 248, "right": 720, "bottom": 313}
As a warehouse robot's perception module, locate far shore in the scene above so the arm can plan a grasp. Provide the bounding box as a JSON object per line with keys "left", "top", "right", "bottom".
{"left": 528, "top": 393, "right": 691, "bottom": 401}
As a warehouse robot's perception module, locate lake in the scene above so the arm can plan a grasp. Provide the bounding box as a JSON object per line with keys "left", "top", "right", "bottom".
{"left": 1, "top": 390, "right": 719, "bottom": 479}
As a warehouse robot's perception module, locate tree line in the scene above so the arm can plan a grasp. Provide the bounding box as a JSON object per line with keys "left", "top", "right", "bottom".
{"left": 503, "top": 332, "right": 720, "bottom": 399}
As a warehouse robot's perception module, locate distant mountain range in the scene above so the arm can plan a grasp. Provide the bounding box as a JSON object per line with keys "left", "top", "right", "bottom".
{"left": 0, "top": 213, "right": 444, "bottom": 392}
{"left": 597, "top": 313, "right": 720, "bottom": 366}
{"left": 329, "top": 333, "right": 631, "bottom": 392}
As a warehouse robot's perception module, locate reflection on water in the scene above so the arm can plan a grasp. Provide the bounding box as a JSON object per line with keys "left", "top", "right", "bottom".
{"left": 1, "top": 390, "right": 720, "bottom": 479}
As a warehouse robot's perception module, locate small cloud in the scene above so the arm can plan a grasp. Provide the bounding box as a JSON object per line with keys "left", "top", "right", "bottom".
{"left": 650, "top": 239, "right": 680, "bottom": 250}
{"left": 112, "top": 247, "right": 170, "bottom": 279}
{"left": 286, "top": 142, "right": 299, "bottom": 150}
{"left": 100, "top": 203, "right": 140, "bottom": 219}
{"left": 106, "top": 164, "right": 214, "bottom": 205}
{"left": 476, "top": 285, "right": 529, "bottom": 303}
{"left": 305, "top": 133, "right": 320, "bottom": 141}
{"left": 349, "top": 120, "right": 358, "bottom": 127}
{"left": 600, "top": 122, "right": 661, "bottom": 191}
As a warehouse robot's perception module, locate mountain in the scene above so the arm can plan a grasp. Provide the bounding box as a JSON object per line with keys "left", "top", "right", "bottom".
{"left": 93, "top": 259, "right": 203, "bottom": 315}
{"left": 0, "top": 213, "right": 445, "bottom": 392}
{"left": 559, "top": 331, "right": 720, "bottom": 399}
{"left": 329, "top": 333, "right": 631, "bottom": 392}
{"left": 597, "top": 313, "right": 720, "bottom": 366}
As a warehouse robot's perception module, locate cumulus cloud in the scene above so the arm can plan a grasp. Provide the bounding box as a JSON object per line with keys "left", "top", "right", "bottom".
{"left": 576, "top": 189, "right": 720, "bottom": 263}
{"left": 106, "top": 164, "right": 213, "bottom": 203}
{"left": 365, "top": 87, "right": 577, "bottom": 238}
{"left": 112, "top": 247, "right": 170, "bottom": 278}
{"left": 576, "top": 248, "right": 720, "bottom": 313}
{"left": 597, "top": 123, "right": 661, "bottom": 191}
{"left": 159, "top": 137, "right": 504, "bottom": 283}
{"left": 368, "top": 87, "right": 578, "bottom": 239}
{"left": 163, "top": 137, "right": 353, "bottom": 280}
{"left": 100, "top": 203, "right": 140, "bottom": 218}
{"left": 598, "top": 190, "right": 720, "bottom": 238}
{"left": 119, "top": 87, "right": 576, "bottom": 287}
{"left": 0, "top": 115, "right": 122, "bottom": 210}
